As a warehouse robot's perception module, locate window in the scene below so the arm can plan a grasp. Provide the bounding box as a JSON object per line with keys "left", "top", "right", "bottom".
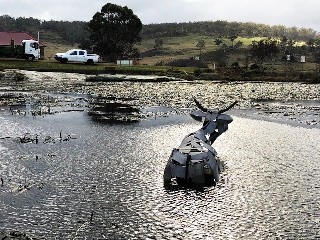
{"left": 79, "top": 51, "right": 85, "bottom": 56}
{"left": 30, "top": 42, "right": 39, "bottom": 49}
{"left": 70, "top": 51, "right": 77, "bottom": 55}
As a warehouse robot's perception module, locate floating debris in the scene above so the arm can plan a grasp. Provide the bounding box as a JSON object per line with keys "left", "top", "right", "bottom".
{"left": 14, "top": 132, "right": 76, "bottom": 144}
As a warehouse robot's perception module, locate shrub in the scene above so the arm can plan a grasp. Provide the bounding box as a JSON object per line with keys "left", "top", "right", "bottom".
{"left": 231, "top": 62, "right": 240, "bottom": 68}
{"left": 194, "top": 68, "right": 202, "bottom": 77}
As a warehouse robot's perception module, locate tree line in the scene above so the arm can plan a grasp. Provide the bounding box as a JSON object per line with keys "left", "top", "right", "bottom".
{"left": 195, "top": 35, "right": 320, "bottom": 67}
{"left": 141, "top": 21, "right": 319, "bottom": 41}
{"left": 1, "top": 14, "right": 319, "bottom": 45}
{"left": 0, "top": 15, "right": 89, "bottom": 45}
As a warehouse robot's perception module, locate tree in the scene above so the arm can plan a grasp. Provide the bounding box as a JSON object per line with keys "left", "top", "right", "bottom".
{"left": 196, "top": 40, "right": 205, "bottom": 59}
{"left": 228, "top": 34, "right": 238, "bottom": 49}
{"left": 214, "top": 37, "right": 223, "bottom": 46}
{"left": 234, "top": 40, "right": 243, "bottom": 50}
{"left": 307, "top": 39, "right": 316, "bottom": 52}
{"left": 250, "top": 38, "right": 279, "bottom": 64}
{"left": 154, "top": 38, "right": 164, "bottom": 50}
{"left": 88, "top": 3, "right": 142, "bottom": 61}
{"left": 279, "top": 36, "right": 288, "bottom": 53}
{"left": 208, "top": 49, "right": 229, "bottom": 67}
{"left": 0, "top": 15, "right": 16, "bottom": 31}
{"left": 286, "top": 39, "right": 296, "bottom": 54}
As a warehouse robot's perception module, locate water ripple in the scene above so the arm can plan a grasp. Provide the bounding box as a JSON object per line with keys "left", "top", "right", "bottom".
{"left": 0, "top": 111, "right": 319, "bottom": 239}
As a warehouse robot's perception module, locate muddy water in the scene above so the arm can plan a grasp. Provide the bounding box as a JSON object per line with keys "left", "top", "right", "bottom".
{"left": 0, "top": 71, "right": 320, "bottom": 239}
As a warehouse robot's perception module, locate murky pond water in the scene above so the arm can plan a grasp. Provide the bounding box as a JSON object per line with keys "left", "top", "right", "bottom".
{"left": 0, "top": 71, "right": 320, "bottom": 239}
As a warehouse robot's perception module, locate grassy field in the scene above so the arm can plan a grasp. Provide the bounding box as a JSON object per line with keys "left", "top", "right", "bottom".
{"left": 42, "top": 42, "right": 76, "bottom": 60}
{"left": 1, "top": 35, "right": 318, "bottom": 82}
{"left": 136, "top": 35, "right": 307, "bottom": 66}
{"left": 137, "top": 34, "right": 221, "bottom": 65}
{"left": 41, "top": 35, "right": 307, "bottom": 66}
{"left": 0, "top": 58, "right": 198, "bottom": 79}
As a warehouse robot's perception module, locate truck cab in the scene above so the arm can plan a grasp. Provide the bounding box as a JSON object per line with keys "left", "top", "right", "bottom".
{"left": 22, "top": 40, "right": 40, "bottom": 61}
{"left": 67, "top": 50, "right": 88, "bottom": 63}
{"left": 0, "top": 39, "right": 40, "bottom": 61}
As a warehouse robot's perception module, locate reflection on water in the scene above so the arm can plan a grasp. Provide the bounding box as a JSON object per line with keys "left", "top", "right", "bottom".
{"left": 88, "top": 97, "right": 141, "bottom": 123}
{"left": 0, "top": 110, "right": 319, "bottom": 239}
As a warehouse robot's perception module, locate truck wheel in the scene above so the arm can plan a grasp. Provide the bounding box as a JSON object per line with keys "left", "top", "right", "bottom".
{"left": 61, "top": 58, "right": 68, "bottom": 64}
{"left": 86, "top": 59, "right": 94, "bottom": 65}
{"left": 25, "top": 55, "right": 35, "bottom": 61}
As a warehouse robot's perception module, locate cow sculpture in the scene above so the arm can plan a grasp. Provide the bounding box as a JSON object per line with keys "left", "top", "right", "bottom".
{"left": 163, "top": 98, "right": 237, "bottom": 186}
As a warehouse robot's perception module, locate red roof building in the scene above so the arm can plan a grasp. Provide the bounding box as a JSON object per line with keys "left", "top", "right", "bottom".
{"left": 0, "top": 31, "right": 45, "bottom": 47}
{"left": 0, "top": 31, "right": 46, "bottom": 59}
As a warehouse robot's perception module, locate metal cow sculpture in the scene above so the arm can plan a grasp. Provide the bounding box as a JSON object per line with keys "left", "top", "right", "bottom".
{"left": 164, "top": 98, "right": 237, "bottom": 186}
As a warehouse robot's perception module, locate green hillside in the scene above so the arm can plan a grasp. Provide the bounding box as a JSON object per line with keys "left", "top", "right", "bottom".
{"left": 2, "top": 14, "right": 320, "bottom": 82}
{"left": 136, "top": 35, "right": 306, "bottom": 66}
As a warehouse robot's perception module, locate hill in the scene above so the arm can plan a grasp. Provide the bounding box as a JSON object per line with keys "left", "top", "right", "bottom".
{"left": 1, "top": 14, "right": 320, "bottom": 78}
{"left": 1, "top": 14, "right": 318, "bottom": 47}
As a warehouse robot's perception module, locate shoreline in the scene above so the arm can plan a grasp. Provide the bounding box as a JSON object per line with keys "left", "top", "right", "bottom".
{"left": 1, "top": 61, "right": 320, "bottom": 83}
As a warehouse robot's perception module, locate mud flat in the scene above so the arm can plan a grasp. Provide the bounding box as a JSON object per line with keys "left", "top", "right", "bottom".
{"left": 1, "top": 69, "right": 320, "bottom": 127}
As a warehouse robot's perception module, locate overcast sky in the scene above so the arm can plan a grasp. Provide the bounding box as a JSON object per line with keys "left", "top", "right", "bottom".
{"left": 1, "top": 0, "right": 320, "bottom": 31}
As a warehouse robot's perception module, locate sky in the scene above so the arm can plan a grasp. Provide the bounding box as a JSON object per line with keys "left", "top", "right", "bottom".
{"left": 1, "top": 0, "right": 320, "bottom": 31}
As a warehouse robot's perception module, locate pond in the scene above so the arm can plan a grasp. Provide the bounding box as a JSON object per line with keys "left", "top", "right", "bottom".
{"left": 0, "top": 71, "right": 319, "bottom": 239}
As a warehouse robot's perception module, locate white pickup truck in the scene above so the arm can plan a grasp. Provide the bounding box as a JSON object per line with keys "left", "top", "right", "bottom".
{"left": 54, "top": 49, "right": 100, "bottom": 64}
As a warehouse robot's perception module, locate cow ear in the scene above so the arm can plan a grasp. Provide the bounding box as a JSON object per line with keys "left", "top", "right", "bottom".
{"left": 190, "top": 110, "right": 206, "bottom": 121}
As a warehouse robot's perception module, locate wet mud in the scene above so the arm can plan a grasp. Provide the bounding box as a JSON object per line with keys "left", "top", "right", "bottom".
{"left": 1, "top": 69, "right": 320, "bottom": 127}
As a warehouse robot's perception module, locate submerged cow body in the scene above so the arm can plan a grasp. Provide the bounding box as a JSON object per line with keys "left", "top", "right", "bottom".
{"left": 163, "top": 99, "right": 236, "bottom": 186}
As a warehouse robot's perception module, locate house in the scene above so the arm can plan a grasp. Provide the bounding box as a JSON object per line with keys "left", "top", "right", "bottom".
{"left": 0, "top": 31, "right": 46, "bottom": 59}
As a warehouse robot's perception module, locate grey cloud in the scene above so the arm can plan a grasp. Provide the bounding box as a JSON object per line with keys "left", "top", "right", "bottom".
{"left": 0, "top": 0, "right": 319, "bottom": 31}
